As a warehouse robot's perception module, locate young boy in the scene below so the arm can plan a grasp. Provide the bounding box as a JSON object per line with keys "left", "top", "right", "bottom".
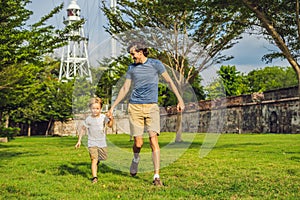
{"left": 75, "top": 97, "right": 113, "bottom": 183}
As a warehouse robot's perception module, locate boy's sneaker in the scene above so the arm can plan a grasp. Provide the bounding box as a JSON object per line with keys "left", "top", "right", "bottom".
{"left": 91, "top": 177, "right": 98, "bottom": 184}
{"left": 153, "top": 178, "right": 163, "bottom": 186}
{"left": 130, "top": 159, "right": 139, "bottom": 176}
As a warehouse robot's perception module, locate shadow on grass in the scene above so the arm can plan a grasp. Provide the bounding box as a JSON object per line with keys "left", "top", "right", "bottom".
{"left": 58, "top": 162, "right": 131, "bottom": 180}
{"left": 58, "top": 162, "right": 90, "bottom": 178}
{"left": 211, "top": 142, "right": 264, "bottom": 149}
{"left": 0, "top": 151, "right": 24, "bottom": 168}
{"left": 159, "top": 141, "right": 203, "bottom": 149}
{"left": 98, "top": 163, "right": 130, "bottom": 177}
{"left": 0, "top": 151, "right": 23, "bottom": 160}
{"left": 99, "top": 163, "right": 151, "bottom": 184}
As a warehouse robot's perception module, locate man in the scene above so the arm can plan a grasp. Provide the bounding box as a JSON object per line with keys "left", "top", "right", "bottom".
{"left": 107, "top": 41, "right": 184, "bottom": 186}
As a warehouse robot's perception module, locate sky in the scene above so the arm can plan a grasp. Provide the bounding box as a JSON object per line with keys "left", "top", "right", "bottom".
{"left": 26, "top": 0, "right": 290, "bottom": 77}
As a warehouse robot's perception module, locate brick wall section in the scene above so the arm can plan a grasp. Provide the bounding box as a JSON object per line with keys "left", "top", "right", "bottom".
{"left": 53, "top": 86, "right": 300, "bottom": 135}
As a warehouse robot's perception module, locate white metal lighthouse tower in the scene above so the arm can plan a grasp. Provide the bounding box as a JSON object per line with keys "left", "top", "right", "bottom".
{"left": 59, "top": 0, "right": 92, "bottom": 82}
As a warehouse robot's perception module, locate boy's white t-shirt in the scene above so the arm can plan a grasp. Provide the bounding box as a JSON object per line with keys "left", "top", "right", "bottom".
{"left": 83, "top": 114, "right": 109, "bottom": 148}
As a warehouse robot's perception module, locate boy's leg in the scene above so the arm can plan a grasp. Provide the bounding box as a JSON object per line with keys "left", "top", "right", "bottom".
{"left": 89, "top": 147, "right": 99, "bottom": 182}
{"left": 91, "top": 158, "right": 98, "bottom": 178}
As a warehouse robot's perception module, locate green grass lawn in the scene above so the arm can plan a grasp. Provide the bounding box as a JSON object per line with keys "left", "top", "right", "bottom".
{"left": 0, "top": 133, "right": 299, "bottom": 200}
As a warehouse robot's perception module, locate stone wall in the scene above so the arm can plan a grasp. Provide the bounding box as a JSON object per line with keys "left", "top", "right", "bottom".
{"left": 53, "top": 86, "right": 300, "bottom": 135}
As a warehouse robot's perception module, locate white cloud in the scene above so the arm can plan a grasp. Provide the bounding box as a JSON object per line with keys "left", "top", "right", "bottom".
{"left": 220, "top": 33, "right": 290, "bottom": 73}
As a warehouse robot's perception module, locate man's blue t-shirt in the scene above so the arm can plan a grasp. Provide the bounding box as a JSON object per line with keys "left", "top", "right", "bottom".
{"left": 126, "top": 58, "right": 166, "bottom": 104}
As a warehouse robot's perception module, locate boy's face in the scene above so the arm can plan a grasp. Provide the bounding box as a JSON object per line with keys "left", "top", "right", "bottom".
{"left": 129, "top": 47, "right": 143, "bottom": 64}
{"left": 90, "top": 103, "right": 101, "bottom": 117}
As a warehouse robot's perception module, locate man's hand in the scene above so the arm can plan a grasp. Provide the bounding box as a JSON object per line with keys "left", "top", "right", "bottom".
{"left": 106, "top": 109, "right": 113, "bottom": 119}
{"left": 177, "top": 101, "right": 185, "bottom": 112}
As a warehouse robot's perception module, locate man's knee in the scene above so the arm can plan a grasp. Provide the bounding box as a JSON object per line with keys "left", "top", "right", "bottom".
{"left": 149, "top": 135, "right": 160, "bottom": 151}
{"left": 134, "top": 137, "right": 143, "bottom": 148}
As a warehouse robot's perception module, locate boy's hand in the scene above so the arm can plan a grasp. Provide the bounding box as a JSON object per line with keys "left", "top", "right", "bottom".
{"left": 75, "top": 142, "right": 81, "bottom": 149}
{"left": 106, "top": 109, "right": 113, "bottom": 118}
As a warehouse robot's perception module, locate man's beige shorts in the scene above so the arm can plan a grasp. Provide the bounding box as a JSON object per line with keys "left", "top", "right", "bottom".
{"left": 88, "top": 147, "right": 107, "bottom": 161}
{"left": 128, "top": 103, "right": 160, "bottom": 137}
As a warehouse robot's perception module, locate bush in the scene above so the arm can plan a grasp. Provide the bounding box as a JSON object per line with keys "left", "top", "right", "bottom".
{"left": 0, "top": 126, "right": 20, "bottom": 141}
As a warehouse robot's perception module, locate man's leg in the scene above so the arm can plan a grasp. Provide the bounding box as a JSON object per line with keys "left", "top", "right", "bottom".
{"left": 130, "top": 136, "right": 143, "bottom": 176}
{"left": 149, "top": 131, "right": 162, "bottom": 186}
{"left": 149, "top": 132, "right": 160, "bottom": 175}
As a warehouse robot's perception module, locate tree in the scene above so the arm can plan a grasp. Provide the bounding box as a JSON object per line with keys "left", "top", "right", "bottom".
{"left": 205, "top": 65, "right": 248, "bottom": 99}
{"left": 241, "top": 0, "right": 300, "bottom": 96}
{"left": 204, "top": 78, "right": 226, "bottom": 100}
{"left": 0, "top": 0, "right": 69, "bottom": 71}
{"left": 101, "top": 0, "right": 247, "bottom": 141}
{"left": 0, "top": 0, "right": 80, "bottom": 135}
{"left": 1, "top": 61, "right": 74, "bottom": 136}
{"left": 217, "top": 65, "right": 245, "bottom": 96}
{"left": 209, "top": 0, "right": 300, "bottom": 97}
{"left": 205, "top": 65, "right": 298, "bottom": 99}
{"left": 246, "top": 66, "right": 298, "bottom": 92}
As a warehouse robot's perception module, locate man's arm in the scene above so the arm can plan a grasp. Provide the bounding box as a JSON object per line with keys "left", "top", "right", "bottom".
{"left": 75, "top": 126, "right": 86, "bottom": 148}
{"left": 161, "top": 71, "right": 185, "bottom": 112}
{"left": 107, "top": 79, "right": 132, "bottom": 116}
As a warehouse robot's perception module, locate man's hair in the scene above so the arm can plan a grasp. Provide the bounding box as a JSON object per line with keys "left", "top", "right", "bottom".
{"left": 89, "top": 97, "right": 103, "bottom": 108}
{"left": 127, "top": 41, "right": 149, "bottom": 57}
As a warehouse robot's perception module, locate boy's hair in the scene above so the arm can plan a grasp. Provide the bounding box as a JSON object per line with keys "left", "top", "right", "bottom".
{"left": 89, "top": 97, "right": 103, "bottom": 108}
{"left": 127, "top": 41, "right": 149, "bottom": 57}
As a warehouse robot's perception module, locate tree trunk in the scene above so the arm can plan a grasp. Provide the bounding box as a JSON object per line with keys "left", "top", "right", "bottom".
{"left": 175, "top": 111, "right": 183, "bottom": 142}
{"left": 298, "top": 76, "right": 300, "bottom": 112}
{"left": 5, "top": 115, "right": 9, "bottom": 128}
{"left": 27, "top": 124, "right": 31, "bottom": 137}
{"left": 45, "top": 116, "right": 53, "bottom": 137}
{"left": 0, "top": 112, "right": 2, "bottom": 127}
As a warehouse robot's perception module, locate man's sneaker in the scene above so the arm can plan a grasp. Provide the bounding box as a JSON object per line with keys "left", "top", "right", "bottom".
{"left": 130, "top": 159, "right": 139, "bottom": 177}
{"left": 153, "top": 178, "right": 163, "bottom": 186}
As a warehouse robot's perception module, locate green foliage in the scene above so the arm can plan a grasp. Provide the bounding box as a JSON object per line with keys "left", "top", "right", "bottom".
{"left": 0, "top": 126, "right": 20, "bottom": 140}
{"left": 72, "top": 77, "right": 95, "bottom": 114}
{"left": 246, "top": 66, "right": 298, "bottom": 92}
{"left": 205, "top": 65, "right": 246, "bottom": 99}
{"left": 218, "top": 65, "right": 245, "bottom": 96}
{"left": 207, "top": 0, "right": 299, "bottom": 65}
{"left": 204, "top": 79, "right": 226, "bottom": 99}
{"left": 205, "top": 65, "right": 297, "bottom": 99}
{"left": 0, "top": 0, "right": 67, "bottom": 69}
{"left": 96, "top": 56, "right": 129, "bottom": 105}
{"left": 193, "top": 0, "right": 249, "bottom": 62}
{"left": 0, "top": 1, "right": 78, "bottom": 134}
{"left": 245, "top": 1, "right": 299, "bottom": 63}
